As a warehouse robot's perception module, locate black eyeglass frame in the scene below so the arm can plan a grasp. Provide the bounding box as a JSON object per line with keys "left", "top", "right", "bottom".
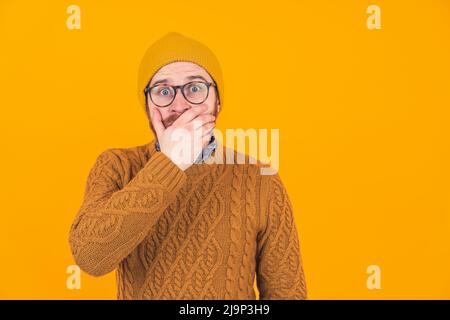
{"left": 144, "top": 81, "right": 217, "bottom": 108}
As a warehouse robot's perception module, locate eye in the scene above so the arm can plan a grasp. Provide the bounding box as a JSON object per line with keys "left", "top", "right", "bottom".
{"left": 160, "top": 88, "right": 171, "bottom": 96}
{"left": 190, "top": 85, "right": 201, "bottom": 93}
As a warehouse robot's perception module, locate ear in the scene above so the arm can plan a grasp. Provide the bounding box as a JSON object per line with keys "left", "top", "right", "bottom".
{"left": 216, "top": 98, "right": 221, "bottom": 113}
{"left": 145, "top": 92, "right": 151, "bottom": 118}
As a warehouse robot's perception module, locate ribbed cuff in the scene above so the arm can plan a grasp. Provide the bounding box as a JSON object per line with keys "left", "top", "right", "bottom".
{"left": 144, "top": 151, "right": 187, "bottom": 192}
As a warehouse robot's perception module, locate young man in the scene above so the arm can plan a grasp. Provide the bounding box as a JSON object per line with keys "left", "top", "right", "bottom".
{"left": 69, "top": 32, "right": 307, "bottom": 300}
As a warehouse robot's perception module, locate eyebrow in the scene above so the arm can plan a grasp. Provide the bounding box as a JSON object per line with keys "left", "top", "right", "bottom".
{"left": 151, "top": 75, "right": 209, "bottom": 86}
{"left": 185, "top": 75, "right": 208, "bottom": 82}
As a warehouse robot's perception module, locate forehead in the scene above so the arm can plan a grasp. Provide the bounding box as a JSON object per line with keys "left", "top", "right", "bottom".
{"left": 150, "top": 61, "right": 213, "bottom": 85}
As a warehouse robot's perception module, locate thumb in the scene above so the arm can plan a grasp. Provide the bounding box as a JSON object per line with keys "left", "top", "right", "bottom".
{"left": 151, "top": 108, "right": 166, "bottom": 137}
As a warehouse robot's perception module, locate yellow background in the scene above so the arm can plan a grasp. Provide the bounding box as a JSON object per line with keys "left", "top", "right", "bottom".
{"left": 1, "top": 0, "right": 449, "bottom": 299}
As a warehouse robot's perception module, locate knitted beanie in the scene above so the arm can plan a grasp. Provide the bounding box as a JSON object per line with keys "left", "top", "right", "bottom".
{"left": 137, "top": 32, "right": 224, "bottom": 113}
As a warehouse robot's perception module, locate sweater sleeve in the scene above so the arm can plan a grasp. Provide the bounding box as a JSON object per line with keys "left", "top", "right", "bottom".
{"left": 256, "top": 173, "right": 307, "bottom": 300}
{"left": 69, "top": 149, "right": 186, "bottom": 277}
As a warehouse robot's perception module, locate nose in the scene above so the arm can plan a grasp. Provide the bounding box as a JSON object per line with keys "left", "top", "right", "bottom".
{"left": 169, "top": 88, "right": 192, "bottom": 113}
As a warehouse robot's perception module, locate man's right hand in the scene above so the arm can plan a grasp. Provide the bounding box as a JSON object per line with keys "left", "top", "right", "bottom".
{"left": 150, "top": 105, "right": 216, "bottom": 171}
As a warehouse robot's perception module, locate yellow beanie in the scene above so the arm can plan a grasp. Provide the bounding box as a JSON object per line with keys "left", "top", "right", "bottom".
{"left": 137, "top": 32, "right": 224, "bottom": 113}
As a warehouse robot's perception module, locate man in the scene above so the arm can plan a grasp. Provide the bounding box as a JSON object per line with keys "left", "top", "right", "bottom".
{"left": 69, "top": 32, "right": 307, "bottom": 300}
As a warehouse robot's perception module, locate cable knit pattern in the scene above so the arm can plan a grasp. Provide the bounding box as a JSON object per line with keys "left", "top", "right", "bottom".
{"left": 69, "top": 140, "right": 307, "bottom": 300}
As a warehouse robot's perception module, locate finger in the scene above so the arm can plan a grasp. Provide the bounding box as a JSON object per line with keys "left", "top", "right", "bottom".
{"left": 151, "top": 107, "right": 166, "bottom": 137}
{"left": 174, "top": 105, "right": 208, "bottom": 125}
{"left": 192, "top": 115, "right": 216, "bottom": 130}
{"left": 193, "top": 119, "right": 215, "bottom": 134}
{"left": 197, "top": 122, "right": 215, "bottom": 137}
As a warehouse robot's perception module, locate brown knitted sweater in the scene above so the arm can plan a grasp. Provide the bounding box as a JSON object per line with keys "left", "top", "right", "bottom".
{"left": 69, "top": 140, "right": 307, "bottom": 300}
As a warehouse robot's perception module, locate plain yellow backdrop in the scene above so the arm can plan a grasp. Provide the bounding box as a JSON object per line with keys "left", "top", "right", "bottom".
{"left": 0, "top": 0, "right": 449, "bottom": 299}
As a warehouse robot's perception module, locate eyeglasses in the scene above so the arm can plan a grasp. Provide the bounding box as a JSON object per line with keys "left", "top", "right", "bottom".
{"left": 144, "top": 81, "right": 216, "bottom": 108}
